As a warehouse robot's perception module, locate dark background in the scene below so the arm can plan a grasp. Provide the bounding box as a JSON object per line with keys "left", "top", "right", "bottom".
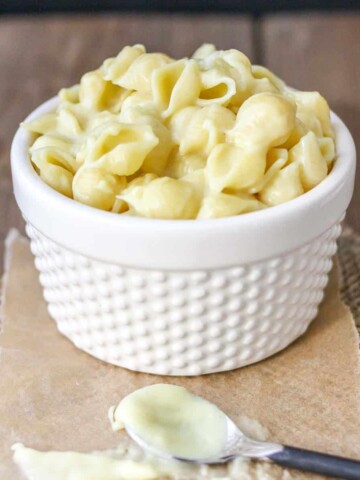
{"left": 1, "top": 0, "right": 360, "bottom": 15}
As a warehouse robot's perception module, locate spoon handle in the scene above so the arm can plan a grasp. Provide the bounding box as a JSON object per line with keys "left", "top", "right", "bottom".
{"left": 269, "top": 445, "right": 360, "bottom": 479}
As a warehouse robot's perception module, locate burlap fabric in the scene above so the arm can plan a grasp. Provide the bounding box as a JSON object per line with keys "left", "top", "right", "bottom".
{"left": 338, "top": 226, "right": 360, "bottom": 336}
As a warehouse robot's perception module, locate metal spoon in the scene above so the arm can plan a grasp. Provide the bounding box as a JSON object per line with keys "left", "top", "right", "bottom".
{"left": 124, "top": 413, "right": 360, "bottom": 479}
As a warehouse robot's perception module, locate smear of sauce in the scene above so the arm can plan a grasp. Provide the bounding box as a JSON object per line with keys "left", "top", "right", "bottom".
{"left": 12, "top": 444, "right": 160, "bottom": 480}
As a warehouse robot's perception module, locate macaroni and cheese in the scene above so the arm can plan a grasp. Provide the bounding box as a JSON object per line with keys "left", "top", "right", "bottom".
{"left": 24, "top": 44, "right": 335, "bottom": 219}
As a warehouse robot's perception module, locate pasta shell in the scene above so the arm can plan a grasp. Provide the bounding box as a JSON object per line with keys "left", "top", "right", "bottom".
{"left": 152, "top": 59, "right": 201, "bottom": 118}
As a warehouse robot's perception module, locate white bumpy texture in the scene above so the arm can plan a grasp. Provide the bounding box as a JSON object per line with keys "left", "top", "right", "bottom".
{"left": 26, "top": 221, "right": 341, "bottom": 376}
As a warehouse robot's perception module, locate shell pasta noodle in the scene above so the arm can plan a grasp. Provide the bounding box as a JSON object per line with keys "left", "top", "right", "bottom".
{"left": 24, "top": 44, "right": 336, "bottom": 220}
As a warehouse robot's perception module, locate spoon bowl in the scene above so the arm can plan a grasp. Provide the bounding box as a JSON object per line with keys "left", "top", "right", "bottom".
{"left": 125, "top": 414, "right": 282, "bottom": 464}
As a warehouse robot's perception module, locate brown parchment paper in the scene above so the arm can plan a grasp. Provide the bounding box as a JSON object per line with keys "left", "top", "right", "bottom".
{"left": 1, "top": 231, "right": 360, "bottom": 480}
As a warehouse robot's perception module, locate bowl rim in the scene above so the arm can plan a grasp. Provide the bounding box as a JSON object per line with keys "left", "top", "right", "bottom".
{"left": 11, "top": 96, "right": 356, "bottom": 269}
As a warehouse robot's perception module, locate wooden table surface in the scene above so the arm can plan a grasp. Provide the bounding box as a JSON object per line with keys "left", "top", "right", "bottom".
{"left": 1, "top": 12, "right": 359, "bottom": 271}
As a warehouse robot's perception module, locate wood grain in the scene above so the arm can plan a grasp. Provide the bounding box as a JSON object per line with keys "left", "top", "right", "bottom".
{"left": 261, "top": 13, "right": 360, "bottom": 229}
{"left": 0, "top": 13, "right": 253, "bottom": 272}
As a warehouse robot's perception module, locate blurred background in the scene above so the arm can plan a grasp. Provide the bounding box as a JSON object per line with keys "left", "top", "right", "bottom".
{"left": 0, "top": 0, "right": 359, "bottom": 265}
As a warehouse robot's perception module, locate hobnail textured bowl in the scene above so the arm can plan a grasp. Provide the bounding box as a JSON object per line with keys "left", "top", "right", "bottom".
{"left": 11, "top": 97, "right": 356, "bottom": 375}
{"left": 26, "top": 221, "right": 340, "bottom": 376}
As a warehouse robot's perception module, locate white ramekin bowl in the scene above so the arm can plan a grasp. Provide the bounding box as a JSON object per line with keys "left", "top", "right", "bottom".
{"left": 11, "top": 97, "right": 356, "bottom": 376}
